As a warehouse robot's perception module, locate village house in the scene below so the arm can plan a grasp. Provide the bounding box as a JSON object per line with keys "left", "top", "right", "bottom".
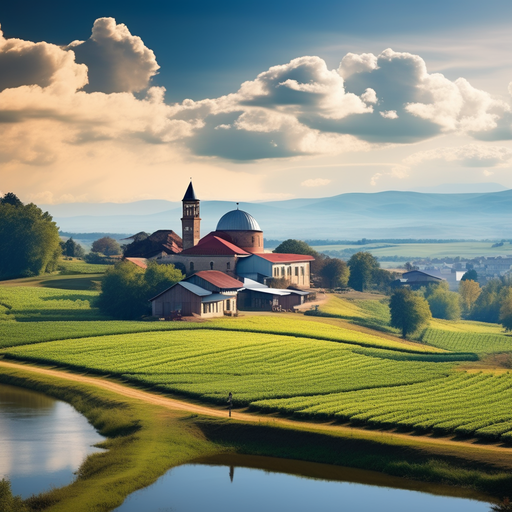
{"left": 149, "top": 270, "right": 243, "bottom": 318}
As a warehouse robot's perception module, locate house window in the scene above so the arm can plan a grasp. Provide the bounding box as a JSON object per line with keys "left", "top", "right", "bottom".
{"left": 210, "top": 261, "right": 214, "bottom": 270}
{"left": 287, "top": 267, "right": 291, "bottom": 276}
{"left": 281, "top": 267, "right": 285, "bottom": 276}
{"left": 227, "top": 262, "right": 231, "bottom": 270}
{"left": 226, "top": 300, "right": 230, "bottom": 311}
{"left": 202, "top": 303, "right": 207, "bottom": 314}
{"left": 301, "top": 267, "right": 304, "bottom": 276}
{"left": 252, "top": 236, "right": 254, "bottom": 243}
{"left": 190, "top": 262, "right": 194, "bottom": 272}
{"left": 295, "top": 267, "right": 298, "bottom": 276}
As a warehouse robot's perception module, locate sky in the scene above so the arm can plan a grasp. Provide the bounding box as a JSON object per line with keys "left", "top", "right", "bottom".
{"left": 1, "top": 0, "right": 512, "bottom": 204}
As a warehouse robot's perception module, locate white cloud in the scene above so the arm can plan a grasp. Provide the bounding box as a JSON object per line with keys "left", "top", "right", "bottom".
{"left": 403, "top": 144, "right": 512, "bottom": 168}
{"left": 67, "top": 18, "right": 159, "bottom": 93}
{"left": 380, "top": 110, "right": 398, "bottom": 119}
{"left": 338, "top": 52, "right": 378, "bottom": 79}
{"left": 0, "top": 24, "right": 87, "bottom": 93}
{"left": 483, "top": 169, "right": 494, "bottom": 176}
{"left": 301, "top": 178, "right": 332, "bottom": 187}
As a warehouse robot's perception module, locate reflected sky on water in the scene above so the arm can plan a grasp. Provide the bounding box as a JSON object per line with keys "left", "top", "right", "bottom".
{"left": 113, "top": 462, "right": 491, "bottom": 512}
{"left": 0, "top": 383, "right": 105, "bottom": 498}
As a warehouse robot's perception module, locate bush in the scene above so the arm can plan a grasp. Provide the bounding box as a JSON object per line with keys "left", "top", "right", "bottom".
{"left": 97, "top": 261, "right": 183, "bottom": 319}
{"left": 0, "top": 479, "right": 28, "bottom": 512}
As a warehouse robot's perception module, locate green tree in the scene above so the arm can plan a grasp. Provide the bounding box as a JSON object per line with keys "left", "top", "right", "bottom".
{"left": 471, "top": 278, "right": 503, "bottom": 323}
{"left": 459, "top": 279, "right": 481, "bottom": 317}
{"left": 144, "top": 261, "right": 184, "bottom": 297}
{"left": 424, "top": 282, "right": 460, "bottom": 320}
{"left": 389, "top": 288, "right": 431, "bottom": 338}
{"left": 347, "top": 252, "right": 380, "bottom": 292}
{"left": 0, "top": 194, "right": 61, "bottom": 280}
{"left": 320, "top": 258, "right": 349, "bottom": 289}
{"left": 91, "top": 236, "right": 122, "bottom": 256}
{"left": 499, "top": 287, "right": 512, "bottom": 331}
{"left": 0, "top": 192, "right": 23, "bottom": 207}
{"left": 61, "top": 238, "right": 85, "bottom": 258}
{"left": 461, "top": 269, "right": 478, "bottom": 281}
{"left": 273, "top": 239, "right": 319, "bottom": 257}
{"left": 97, "top": 261, "right": 183, "bottom": 319}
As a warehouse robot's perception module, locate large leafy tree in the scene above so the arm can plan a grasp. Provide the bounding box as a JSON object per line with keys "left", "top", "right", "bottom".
{"left": 424, "top": 282, "right": 460, "bottom": 320}
{"left": 273, "top": 239, "right": 319, "bottom": 257}
{"left": 389, "top": 288, "right": 431, "bottom": 338}
{"left": 347, "top": 252, "right": 380, "bottom": 292}
{"left": 459, "top": 279, "right": 481, "bottom": 317}
{"left": 92, "top": 236, "right": 122, "bottom": 256}
{"left": 320, "top": 258, "right": 349, "bottom": 289}
{"left": 61, "top": 237, "right": 85, "bottom": 258}
{"left": 97, "top": 261, "right": 183, "bottom": 319}
{"left": 461, "top": 269, "right": 478, "bottom": 282}
{"left": 499, "top": 287, "right": 512, "bottom": 332}
{"left": 0, "top": 194, "right": 61, "bottom": 280}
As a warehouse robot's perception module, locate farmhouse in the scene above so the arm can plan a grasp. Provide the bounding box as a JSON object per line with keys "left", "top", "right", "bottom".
{"left": 397, "top": 270, "right": 445, "bottom": 289}
{"left": 150, "top": 270, "right": 243, "bottom": 318}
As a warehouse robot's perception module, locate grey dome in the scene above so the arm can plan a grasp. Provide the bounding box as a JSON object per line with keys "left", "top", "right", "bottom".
{"left": 216, "top": 209, "right": 262, "bottom": 231}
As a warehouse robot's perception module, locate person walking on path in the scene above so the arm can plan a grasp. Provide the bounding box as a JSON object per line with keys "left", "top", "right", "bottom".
{"left": 227, "top": 392, "right": 232, "bottom": 417}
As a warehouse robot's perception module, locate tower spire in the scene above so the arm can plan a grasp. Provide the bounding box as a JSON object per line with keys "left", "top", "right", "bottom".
{"left": 181, "top": 181, "right": 200, "bottom": 250}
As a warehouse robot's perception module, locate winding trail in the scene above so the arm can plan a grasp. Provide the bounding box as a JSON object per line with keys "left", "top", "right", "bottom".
{"left": 2, "top": 359, "right": 512, "bottom": 468}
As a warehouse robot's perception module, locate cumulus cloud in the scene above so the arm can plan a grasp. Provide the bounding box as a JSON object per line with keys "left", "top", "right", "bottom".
{"left": 68, "top": 18, "right": 159, "bottom": 93}
{"left": 2, "top": 16, "right": 512, "bottom": 196}
{"left": 301, "top": 178, "right": 331, "bottom": 187}
{"left": 0, "top": 24, "right": 87, "bottom": 93}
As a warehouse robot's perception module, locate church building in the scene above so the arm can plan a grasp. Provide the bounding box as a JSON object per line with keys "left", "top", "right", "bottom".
{"left": 157, "top": 181, "right": 314, "bottom": 287}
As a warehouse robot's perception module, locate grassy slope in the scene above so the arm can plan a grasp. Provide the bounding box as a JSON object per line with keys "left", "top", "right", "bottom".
{"left": 2, "top": 365, "right": 512, "bottom": 511}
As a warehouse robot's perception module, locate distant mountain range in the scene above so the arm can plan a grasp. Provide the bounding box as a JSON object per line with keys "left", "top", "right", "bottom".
{"left": 43, "top": 188, "right": 512, "bottom": 240}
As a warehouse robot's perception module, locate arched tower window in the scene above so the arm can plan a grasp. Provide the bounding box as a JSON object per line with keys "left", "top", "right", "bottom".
{"left": 227, "top": 262, "right": 231, "bottom": 270}
{"left": 190, "top": 262, "right": 194, "bottom": 272}
{"left": 210, "top": 261, "right": 214, "bottom": 270}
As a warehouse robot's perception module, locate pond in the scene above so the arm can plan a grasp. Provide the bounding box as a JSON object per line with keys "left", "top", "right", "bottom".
{"left": 113, "top": 454, "right": 493, "bottom": 512}
{"left": 0, "top": 383, "right": 105, "bottom": 498}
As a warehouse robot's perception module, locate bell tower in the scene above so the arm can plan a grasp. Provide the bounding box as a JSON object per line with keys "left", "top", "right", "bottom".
{"left": 181, "top": 180, "right": 201, "bottom": 250}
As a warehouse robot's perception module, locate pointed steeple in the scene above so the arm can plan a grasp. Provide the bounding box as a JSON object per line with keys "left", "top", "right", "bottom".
{"left": 183, "top": 180, "right": 198, "bottom": 201}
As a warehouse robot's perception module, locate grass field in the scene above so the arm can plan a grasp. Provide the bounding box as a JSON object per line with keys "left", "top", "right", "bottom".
{"left": 2, "top": 282, "right": 512, "bottom": 444}
{"left": 58, "top": 259, "right": 112, "bottom": 275}
{"left": 311, "top": 241, "right": 512, "bottom": 260}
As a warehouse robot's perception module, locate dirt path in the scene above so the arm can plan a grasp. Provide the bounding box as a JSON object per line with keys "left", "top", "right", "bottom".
{"left": 2, "top": 359, "right": 512, "bottom": 464}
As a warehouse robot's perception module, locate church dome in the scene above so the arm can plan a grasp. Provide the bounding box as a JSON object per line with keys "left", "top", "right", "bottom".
{"left": 216, "top": 209, "right": 262, "bottom": 232}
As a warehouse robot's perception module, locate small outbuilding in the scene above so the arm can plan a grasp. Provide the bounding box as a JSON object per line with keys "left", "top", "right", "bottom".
{"left": 150, "top": 280, "right": 235, "bottom": 318}
{"left": 237, "top": 278, "right": 309, "bottom": 311}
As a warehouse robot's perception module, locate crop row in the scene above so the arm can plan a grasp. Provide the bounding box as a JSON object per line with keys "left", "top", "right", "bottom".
{"left": 2, "top": 330, "right": 453, "bottom": 404}
{"left": 422, "top": 328, "right": 512, "bottom": 355}
{"left": 252, "top": 372, "right": 512, "bottom": 440}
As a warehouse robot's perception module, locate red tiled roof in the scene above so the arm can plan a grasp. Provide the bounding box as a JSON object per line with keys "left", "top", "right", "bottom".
{"left": 125, "top": 257, "right": 148, "bottom": 269}
{"left": 181, "top": 234, "right": 249, "bottom": 256}
{"left": 256, "top": 253, "right": 315, "bottom": 263}
{"left": 193, "top": 271, "right": 243, "bottom": 289}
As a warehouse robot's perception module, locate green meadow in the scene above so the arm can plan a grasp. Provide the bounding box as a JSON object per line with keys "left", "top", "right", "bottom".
{"left": 311, "top": 241, "right": 512, "bottom": 260}
{"left": 2, "top": 273, "right": 512, "bottom": 442}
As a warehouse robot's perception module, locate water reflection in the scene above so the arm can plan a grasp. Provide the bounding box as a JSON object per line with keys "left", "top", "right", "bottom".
{"left": 113, "top": 455, "right": 492, "bottom": 512}
{"left": 0, "top": 383, "right": 105, "bottom": 498}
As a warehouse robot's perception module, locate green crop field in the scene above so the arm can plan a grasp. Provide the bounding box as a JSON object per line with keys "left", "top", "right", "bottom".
{"left": 2, "top": 284, "right": 512, "bottom": 443}
{"left": 2, "top": 328, "right": 509, "bottom": 440}
{"left": 311, "top": 241, "right": 512, "bottom": 260}
{"left": 58, "top": 259, "right": 111, "bottom": 275}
